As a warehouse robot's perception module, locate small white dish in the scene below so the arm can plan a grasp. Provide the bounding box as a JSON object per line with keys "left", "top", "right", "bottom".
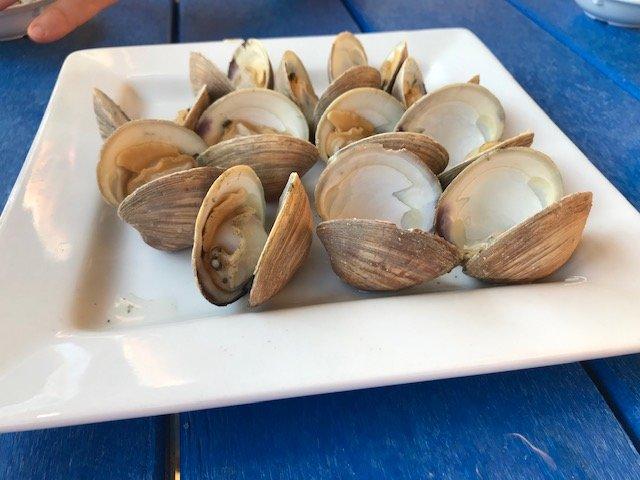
{"left": 0, "top": 29, "right": 639, "bottom": 432}
{"left": 575, "top": 0, "right": 640, "bottom": 28}
{"left": 0, "top": 0, "right": 53, "bottom": 41}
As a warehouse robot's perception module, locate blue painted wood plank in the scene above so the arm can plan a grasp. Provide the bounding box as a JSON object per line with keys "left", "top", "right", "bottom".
{"left": 0, "top": 417, "right": 167, "bottom": 480}
{"left": 181, "top": 364, "right": 640, "bottom": 479}
{"left": 178, "top": 0, "right": 359, "bottom": 42}
{"left": 506, "top": 0, "right": 640, "bottom": 101}
{"left": 0, "top": 0, "right": 173, "bottom": 208}
{"left": 342, "top": 0, "right": 640, "bottom": 209}
{"left": 585, "top": 355, "right": 640, "bottom": 449}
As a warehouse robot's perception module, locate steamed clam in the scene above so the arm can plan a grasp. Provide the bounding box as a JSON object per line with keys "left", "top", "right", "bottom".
{"left": 97, "top": 119, "right": 207, "bottom": 207}
{"left": 315, "top": 143, "right": 460, "bottom": 290}
{"left": 93, "top": 88, "right": 130, "bottom": 140}
{"left": 193, "top": 166, "right": 312, "bottom": 306}
{"left": 396, "top": 82, "right": 505, "bottom": 168}
{"left": 196, "top": 88, "right": 309, "bottom": 146}
{"left": 175, "top": 85, "right": 211, "bottom": 131}
{"left": 189, "top": 51, "right": 234, "bottom": 101}
{"left": 315, "top": 87, "right": 405, "bottom": 160}
{"left": 391, "top": 56, "right": 426, "bottom": 108}
{"left": 328, "top": 31, "right": 368, "bottom": 82}
{"left": 436, "top": 147, "right": 592, "bottom": 283}
{"left": 274, "top": 50, "right": 318, "bottom": 127}
{"left": 380, "top": 40, "right": 408, "bottom": 92}
{"left": 228, "top": 39, "right": 273, "bottom": 89}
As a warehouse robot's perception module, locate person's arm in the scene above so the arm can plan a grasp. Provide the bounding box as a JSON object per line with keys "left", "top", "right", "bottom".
{"left": 0, "top": 0, "right": 118, "bottom": 43}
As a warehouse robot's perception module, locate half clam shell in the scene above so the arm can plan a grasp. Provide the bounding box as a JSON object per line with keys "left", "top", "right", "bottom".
{"left": 175, "top": 85, "right": 210, "bottom": 132}
{"left": 328, "top": 31, "right": 368, "bottom": 82}
{"left": 189, "top": 51, "right": 234, "bottom": 101}
{"left": 274, "top": 50, "right": 318, "bottom": 128}
{"left": 396, "top": 82, "right": 505, "bottom": 168}
{"left": 118, "top": 166, "right": 223, "bottom": 251}
{"left": 93, "top": 88, "right": 130, "bottom": 141}
{"left": 391, "top": 56, "right": 426, "bottom": 108}
{"left": 380, "top": 40, "right": 408, "bottom": 92}
{"left": 97, "top": 119, "right": 207, "bottom": 207}
{"left": 195, "top": 88, "right": 309, "bottom": 146}
{"left": 228, "top": 39, "right": 273, "bottom": 89}
{"left": 197, "top": 134, "right": 319, "bottom": 200}
{"left": 315, "top": 87, "right": 405, "bottom": 160}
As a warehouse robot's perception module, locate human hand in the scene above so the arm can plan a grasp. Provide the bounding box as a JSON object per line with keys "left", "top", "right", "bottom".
{"left": 0, "top": 0, "right": 118, "bottom": 43}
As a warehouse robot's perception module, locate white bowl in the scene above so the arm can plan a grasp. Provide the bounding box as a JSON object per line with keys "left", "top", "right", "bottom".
{"left": 0, "top": 0, "right": 54, "bottom": 41}
{"left": 575, "top": 0, "right": 640, "bottom": 28}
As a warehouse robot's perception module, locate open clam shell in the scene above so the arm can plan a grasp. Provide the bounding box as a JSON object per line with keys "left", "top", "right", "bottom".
{"left": 93, "top": 88, "right": 130, "bottom": 140}
{"left": 175, "top": 85, "right": 210, "bottom": 132}
{"left": 195, "top": 88, "right": 309, "bottom": 146}
{"left": 97, "top": 119, "right": 207, "bottom": 207}
{"left": 380, "top": 40, "right": 408, "bottom": 93}
{"left": 317, "top": 219, "right": 460, "bottom": 291}
{"left": 118, "top": 166, "right": 223, "bottom": 251}
{"left": 315, "top": 143, "right": 442, "bottom": 231}
{"left": 228, "top": 39, "right": 273, "bottom": 89}
{"left": 189, "top": 51, "right": 234, "bottom": 101}
{"left": 315, "top": 87, "right": 405, "bottom": 160}
{"left": 250, "top": 173, "right": 313, "bottom": 306}
{"left": 197, "top": 134, "right": 319, "bottom": 200}
{"left": 396, "top": 82, "right": 505, "bottom": 168}
{"left": 436, "top": 147, "right": 591, "bottom": 283}
{"left": 331, "top": 131, "right": 448, "bottom": 175}
{"left": 192, "top": 165, "right": 267, "bottom": 306}
{"left": 328, "top": 31, "right": 368, "bottom": 82}
{"left": 274, "top": 50, "right": 318, "bottom": 128}
{"left": 438, "top": 131, "right": 534, "bottom": 188}
{"left": 313, "top": 65, "right": 381, "bottom": 129}
{"left": 391, "top": 56, "right": 426, "bottom": 108}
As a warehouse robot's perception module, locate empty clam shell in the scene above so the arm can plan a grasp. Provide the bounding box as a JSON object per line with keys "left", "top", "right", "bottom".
{"left": 192, "top": 165, "right": 267, "bottom": 306}
{"left": 438, "top": 131, "right": 534, "bottom": 188}
{"left": 464, "top": 192, "right": 592, "bottom": 283}
{"left": 196, "top": 88, "right": 309, "bottom": 146}
{"left": 313, "top": 65, "right": 381, "bottom": 129}
{"left": 250, "top": 172, "right": 313, "bottom": 306}
{"left": 274, "top": 50, "right": 318, "bottom": 128}
{"left": 328, "top": 31, "right": 368, "bottom": 83}
{"left": 118, "top": 166, "right": 223, "bottom": 251}
{"left": 315, "top": 87, "right": 405, "bottom": 160}
{"left": 391, "top": 56, "right": 426, "bottom": 108}
{"left": 189, "top": 51, "right": 234, "bottom": 101}
{"left": 396, "top": 82, "right": 505, "bottom": 168}
{"left": 228, "top": 39, "right": 273, "bottom": 89}
{"left": 98, "top": 119, "right": 207, "bottom": 207}
{"left": 175, "top": 85, "right": 210, "bottom": 132}
{"left": 317, "top": 218, "right": 460, "bottom": 291}
{"left": 93, "top": 88, "right": 130, "bottom": 140}
{"left": 333, "top": 131, "right": 448, "bottom": 175}
{"left": 315, "top": 143, "right": 442, "bottom": 231}
{"left": 197, "top": 134, "right": 319, "bottom": 200}
{"left": 380, "top": 40, "right": 408, "bottom": 93}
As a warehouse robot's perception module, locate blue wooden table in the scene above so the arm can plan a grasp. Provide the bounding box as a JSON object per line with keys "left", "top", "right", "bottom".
{"left": 1, "top": 1, "right": 640, "bottom": 478}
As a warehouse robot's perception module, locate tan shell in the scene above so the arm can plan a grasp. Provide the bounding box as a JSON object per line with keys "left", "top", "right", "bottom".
{"left": 175, "top": 85, "right": 210, "bottom": 131}
{"left": 228, "top": 39, "right": 273, "bottom": 89}
{"left": 192, "top": 165, "right": 267, "bottom": 306}
{"left": 391, "top": 57, "right": 426, "bottom": 108}
{"left": 465, "top": 192, "right": 592, "bottom": 283}
{"left": 197, "top": 134, "right": 319, "bottom": 200}
{"left": 118, "top": 166, "right": 223, "bottom": 251}
{"left": 438, "top": 131, "right": 535, "bottom": 188}
{"left": 250, "top": 173, "right": 313, "bottom": 306}
{"left": 97, "top": 119, "right": 207, "bottom": 207}
{"left": 189, "top": 51, "right": 234, "bottom": 101}
{"left": 328, "top": 31, "right": 368, "bottom": 82}
{"left": 380, "top": 40, "right": 408, "bottom": 92}
{"left": 274, "top": 50, "right": 318, "bottom": 127}
{"left": 93, "top": 88, "right": 130, "bottom": 140}
{"left": 317, "top": 219, "right": 461, "bottom": 291}
{"left": 332, "top": 131, "right": 449, "bottom": 175}
{"left": 312, "top": 65, "right": 381, "bottom": 128}
{"left": 468, "top": 74, "right": 480, "bottom": 84}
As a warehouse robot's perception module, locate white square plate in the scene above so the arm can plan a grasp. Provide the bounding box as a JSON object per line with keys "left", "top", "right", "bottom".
{"left": 1, "top": 29, "right": 639, "bottom": 432}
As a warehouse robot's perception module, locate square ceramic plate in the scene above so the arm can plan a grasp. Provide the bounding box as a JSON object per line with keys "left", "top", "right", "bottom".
{"left": 1, "top": 29, "right": 639, "bottom": 432}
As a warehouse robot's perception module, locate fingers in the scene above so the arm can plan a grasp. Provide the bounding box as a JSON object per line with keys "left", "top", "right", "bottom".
{"left": 28, "top": 0, "right": 117, "bottom": 43}
{"left": 0, "top": 0, "right": 19, "bottom": 11}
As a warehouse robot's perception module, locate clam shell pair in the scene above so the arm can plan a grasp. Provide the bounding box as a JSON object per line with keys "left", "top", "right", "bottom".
{"left": 192, "top": 166, "right": 312, "bottom": 307}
